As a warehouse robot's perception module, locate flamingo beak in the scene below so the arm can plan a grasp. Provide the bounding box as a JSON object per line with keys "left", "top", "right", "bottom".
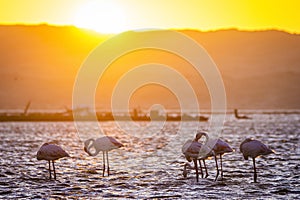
{"left": 83, "top": 146, "right": 88, "bottom": 153}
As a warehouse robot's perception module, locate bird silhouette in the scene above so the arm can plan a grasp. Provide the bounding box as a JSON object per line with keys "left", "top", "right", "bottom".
{"left": 182, "top": 132, "right": 213, "bottom": 182}
{"left": 240, "top": 138, "right": 274, "bottom": 182}
{"left": 213, "top": 138, "right": 233, "bottom": 181}
{"left": 84, "top": 136, "right": 124, "bottom": 176}
{"left": 234, "top": 109, "right": 251, "bottom": 119}
{"left": 37, "top": 143, "right": 70, "bottom": 180}
{"left": 182, "top": 132, "right": 233, "bottom": 182}
{"left": 194, "top": 132, "right": 233, "bottom": 181}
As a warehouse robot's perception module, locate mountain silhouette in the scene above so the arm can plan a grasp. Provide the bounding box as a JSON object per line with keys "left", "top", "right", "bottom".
{"left": 0, "top": 25, "right": 299, "bottom": 110}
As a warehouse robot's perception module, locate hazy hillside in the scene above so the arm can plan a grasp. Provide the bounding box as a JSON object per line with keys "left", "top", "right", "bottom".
{"left": 0, "top": 25, "right": 299, "bottom": 110}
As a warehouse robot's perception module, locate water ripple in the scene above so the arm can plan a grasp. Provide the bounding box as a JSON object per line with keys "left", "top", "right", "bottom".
{"left": 0, "top": 114, "right": 299, "bottom": 199}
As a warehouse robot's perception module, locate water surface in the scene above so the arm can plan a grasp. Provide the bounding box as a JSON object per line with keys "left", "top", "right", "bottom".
{"left": 0, "top": 114, "right": 299, "bottom": 199}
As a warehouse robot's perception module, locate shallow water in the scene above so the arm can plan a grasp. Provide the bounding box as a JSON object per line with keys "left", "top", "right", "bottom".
{"left": 0, "top": 114, "right": 299, "bottom": 199}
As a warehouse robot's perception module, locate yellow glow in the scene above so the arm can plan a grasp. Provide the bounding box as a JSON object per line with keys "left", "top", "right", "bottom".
{"left": 73, "top": 0, "right": 127, "bottom": 33}
{"left": 0, "top": 0, "right": 299, "bottom": 34}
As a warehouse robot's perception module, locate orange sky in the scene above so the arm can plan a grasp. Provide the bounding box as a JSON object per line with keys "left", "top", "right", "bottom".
{"left": 0, "top": 0, "right": 299, "bottom": 33}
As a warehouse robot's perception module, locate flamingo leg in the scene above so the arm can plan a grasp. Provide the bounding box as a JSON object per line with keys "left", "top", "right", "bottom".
{"left": 253, "top": 157, "right": 257, "bottom": 183}
{"left": 106, "top": 151, "right": 110, "bottom": 176}
{"left": 52, "top": 160, "right": 56, "bottom": 180}
{"left": 102, "top": 151, "right": 105, "bottom": 177}
{"left": 193, "top": 159, "right": 199, "bottom": 182}
{"left": 214, "top": 155, "right": 219, "bottom": 181}
{"left": 48, "top": 160, "right": 52, "bottom": 179}
{"left": 220, "top": 154, "right": 223, "bottom": 178}
{"left": 203, "top": 160, "right": 209, "bottom": 178}
{"left": 198, "top": 160, "right": 203, "bottom": 178}
{"left": 183, "top": 163, "right": 188, "bottom": 178}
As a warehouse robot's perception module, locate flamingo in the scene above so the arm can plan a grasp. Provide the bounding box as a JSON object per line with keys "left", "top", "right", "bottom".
{"left": 182, "top": 132, "right": 233, "bottom": 182}
{"left": 182, "top": 139, "right": 202, "bottom": 182}
{"left": 84, "top": 136, "right": 124, "bottom": 176}
{"left": 194, "top": 132, "right": 233, "bottom": 181}
{"left": 182, "top": 132, "right": 213, "bottom": 182}
{"left": 240, "top": 138, "right": 274, "bottom": 182}
{"left": 212, "top": 138, "right": 233, "bottom": 181}
{"left": 37, "top": 143, "right": 70, "bottom": 180}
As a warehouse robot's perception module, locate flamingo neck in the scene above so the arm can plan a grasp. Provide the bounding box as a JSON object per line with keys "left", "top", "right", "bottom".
{"left": 195, "top": 132, "right": 209, "bottom": 144}
{"left": 85, "top": 139, "right": 100, "bottom": 156}
{"left": 202, "top": 133, "right": 209, "bottom": 145}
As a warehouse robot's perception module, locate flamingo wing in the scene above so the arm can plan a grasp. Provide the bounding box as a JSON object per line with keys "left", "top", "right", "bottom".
{"left": 240, "top": 139, "right": 273, "bottom": 159}
{"left": 94, "top": 136, "right": 124, "bottom": 151}
{"left": 182, "top": 140, "right": 203, "bottom": 161}
{"left": 37, "top": 144, "right": 69, "bottom": 160}
{"left": 108, "top": 136, "right": 124, "bottom": 148}
{"left": 213, "top": 139, "right": 233, "bottom": 154}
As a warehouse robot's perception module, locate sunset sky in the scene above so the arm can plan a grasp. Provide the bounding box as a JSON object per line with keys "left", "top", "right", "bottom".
{"left": 0, "top": 0, "right": 299, "bottom": 34}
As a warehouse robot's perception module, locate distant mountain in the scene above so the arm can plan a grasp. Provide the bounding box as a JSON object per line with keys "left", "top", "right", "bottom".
{"left": 0, "top": 25, "right": 299, "bottom": 110}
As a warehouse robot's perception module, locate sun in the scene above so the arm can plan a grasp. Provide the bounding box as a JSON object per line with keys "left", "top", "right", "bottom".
{"left": 73, "top": 1, "right": 127, "bottom": 34}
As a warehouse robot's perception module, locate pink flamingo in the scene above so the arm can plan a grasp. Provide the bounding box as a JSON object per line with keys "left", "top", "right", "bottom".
{"left": 182, "top": 132, "right": 213, "bottom": 182}
{"left": 182, "top": 132, "right": 233, "bottom": 181}
{"left": 240, "top": 138, "right": 274, "bottom": 182}
{"left": 213, "top": 138, "right": 233, "bottom": 181}
{"left": 195, "top": 132, "right": 233, "bottom": 181}
{"left": 84, "top": 136, "right": 124, "bottom": 176}
{"left": 37, "top": 143, "right": 70, "bottom": 180}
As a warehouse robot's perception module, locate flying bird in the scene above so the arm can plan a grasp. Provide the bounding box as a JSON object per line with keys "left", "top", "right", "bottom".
{"left": 84, "top": 136, "right": 124, "bottom": 176}
{"left": 240, "top": 138, "right": 274, "bottom": 182}
{"left": 37, "top": 143, "right": 70, "bottom": 180}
